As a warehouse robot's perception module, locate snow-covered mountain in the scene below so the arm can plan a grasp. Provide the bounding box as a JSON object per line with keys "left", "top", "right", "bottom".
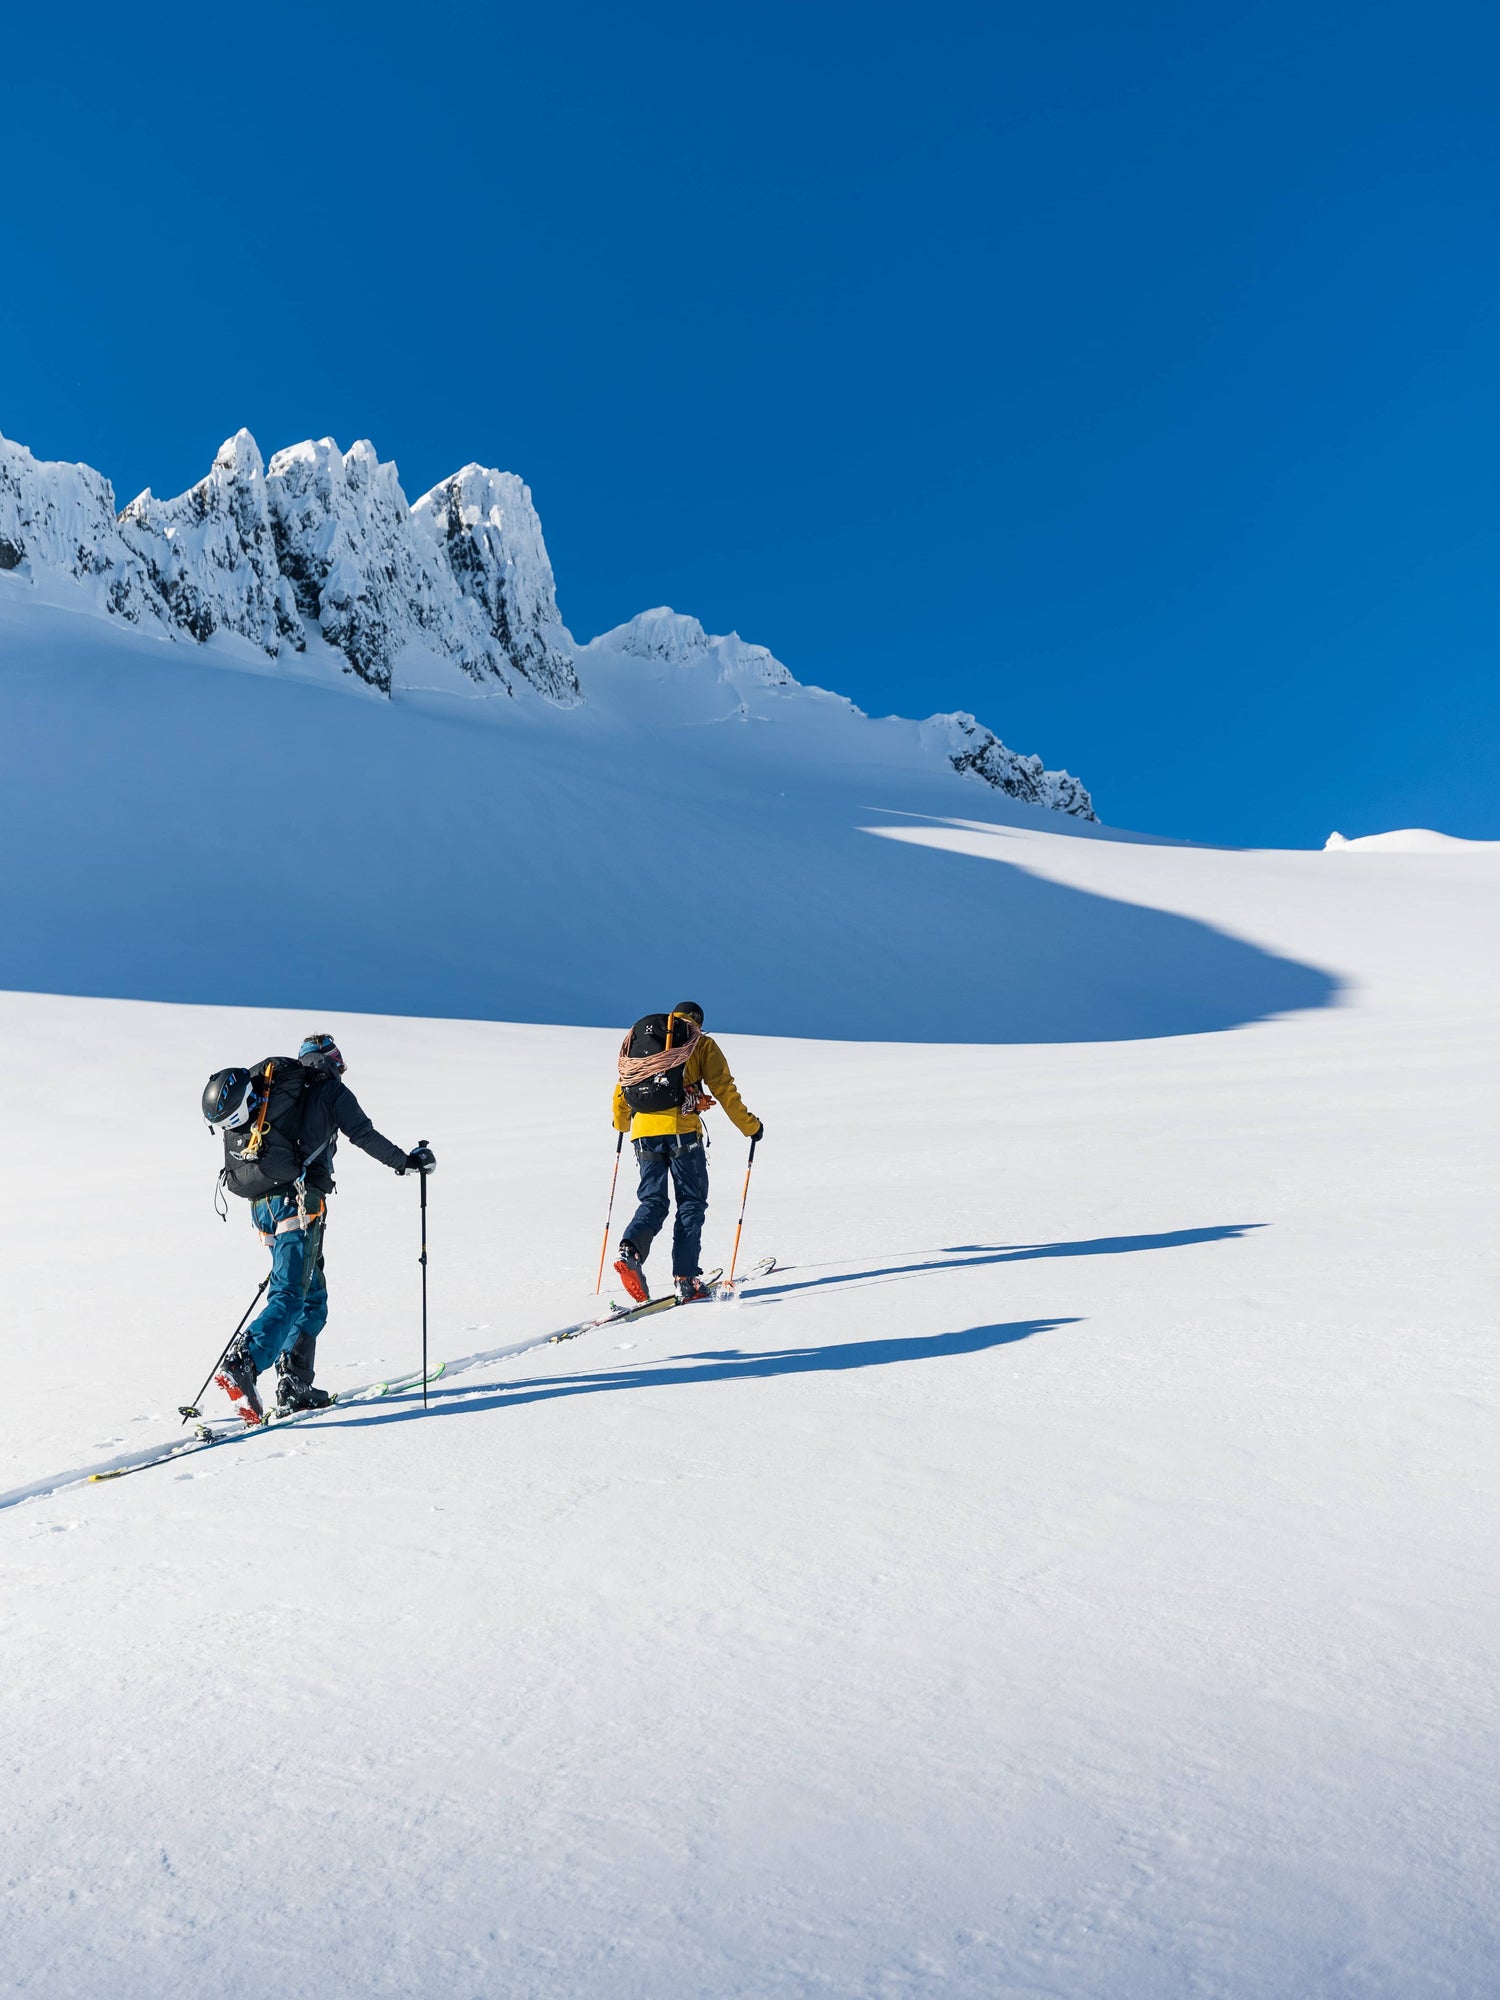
{"left": 0, "top": 425, "right": 1092, "bottom": 816}
{"left": 3, "top": 421, "right": 1346, "bottom": 1040}
{"left": 1, "top": 427, "right": 576, "bottom": 704}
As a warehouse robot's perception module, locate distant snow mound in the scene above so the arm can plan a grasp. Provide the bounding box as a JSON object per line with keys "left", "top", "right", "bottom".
{"left": 586, "top": 610, "right": 1096, "bottom": 817}
{"left": 1325, "top": 829, "right": 1494, "bottom": 853}
{"left": 597, "top": 608, "right": 797, "bottom": 701}
{"left": 606, "top": 607, "right": 717, "bottom": 666}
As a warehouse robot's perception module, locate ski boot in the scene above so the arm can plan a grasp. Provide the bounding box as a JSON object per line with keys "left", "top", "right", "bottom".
{"left": 275, "top": 1367, "right": 334, "bottom": 1416}
{"left": 675, "top": 1274, "right": 714, "bottom": 1304}
{"left": 215, "top": 1345, "right": 265, "bottom": 1425}
{"left": 613, "top": 1240, "right": 649, "bottom": 1305}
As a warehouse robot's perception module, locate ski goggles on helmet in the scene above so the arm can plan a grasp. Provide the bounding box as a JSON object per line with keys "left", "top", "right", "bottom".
{"left": 298, "top": 1033, "right": 345, "bottom": 1075}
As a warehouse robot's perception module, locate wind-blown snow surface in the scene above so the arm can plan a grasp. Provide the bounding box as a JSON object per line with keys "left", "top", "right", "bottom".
{"left": 3, "top": 828, "right": 1498, "bottom": 1997}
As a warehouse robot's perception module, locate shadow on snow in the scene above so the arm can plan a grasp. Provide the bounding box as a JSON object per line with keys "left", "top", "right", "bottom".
{"left": 0, "top": 642, "right": 1340, "bottom": 1041}
{"left": 755, "top": 1224, "right": 1265, "bottom": 1300}
{"left": 335, "top": 1317, "right": 1080, "bottom": 1431}
{"left": 317, "top": 1221, "right": 1259, "bottom": 1434}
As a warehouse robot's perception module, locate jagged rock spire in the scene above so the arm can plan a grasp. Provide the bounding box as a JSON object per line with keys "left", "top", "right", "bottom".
{"left": 0, "top": 425, "right": 579, "bottom": 704}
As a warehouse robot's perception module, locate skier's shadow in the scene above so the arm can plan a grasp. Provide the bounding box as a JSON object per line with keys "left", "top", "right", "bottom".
{"left": 750, "top": 1223, "right": 1263, "bottom": 1301}
{"left": 336, "top": 1316, "right": 1078, "bottom": 1430}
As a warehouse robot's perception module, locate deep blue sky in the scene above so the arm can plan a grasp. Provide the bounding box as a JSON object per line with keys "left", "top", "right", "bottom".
{"left": 6, "top": 2, "right": 1496, "bottom": 843}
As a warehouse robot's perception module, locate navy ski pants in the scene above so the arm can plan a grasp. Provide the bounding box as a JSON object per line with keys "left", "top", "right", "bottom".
{"left": 243, "top": 1192, "right": 329, "bottom": 1378}
{"left": 623, "top": 1133, "right": 709, "bottom": 1277}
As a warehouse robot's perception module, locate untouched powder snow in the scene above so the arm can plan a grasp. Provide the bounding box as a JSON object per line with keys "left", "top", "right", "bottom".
{"left": 2, "top": 820, "right": 1498, "bottom": 1997}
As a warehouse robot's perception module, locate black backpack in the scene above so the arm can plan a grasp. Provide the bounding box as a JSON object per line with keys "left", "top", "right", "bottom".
{"left": 621, "top": 1013, "right": 695, "bottom": 1115}
{"left": 220, "top": 1057, "right": 319, "bottom": 1201}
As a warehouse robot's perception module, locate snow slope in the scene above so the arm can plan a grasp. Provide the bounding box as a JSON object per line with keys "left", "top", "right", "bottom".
{"left": 0, "top": 590, "right": 1321, "bottom": 1041}
{"left": 2, "top": 425, "right": 1495, "bottom": 1996}
{"left": 2, "top": 818, "right": 1497, "bottom": 1997}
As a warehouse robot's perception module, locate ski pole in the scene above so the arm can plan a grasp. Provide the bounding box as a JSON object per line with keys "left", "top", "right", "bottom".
{"left": 594, "top": 1130, "right": 625, "bottom": 1293}
{"left": 178, "top": 1274, "right": 270, "bottom": 1423}
{"left": 727, "top": 1134, "right": 759, "bottom": 1286}
{"left": 417, "top": 1140, "right": 430, "bottom": 1411}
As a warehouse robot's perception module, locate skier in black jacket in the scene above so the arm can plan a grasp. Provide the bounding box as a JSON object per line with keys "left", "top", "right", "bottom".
{"left": 207, "top": 1033, "right": 435, "bottom": 1421}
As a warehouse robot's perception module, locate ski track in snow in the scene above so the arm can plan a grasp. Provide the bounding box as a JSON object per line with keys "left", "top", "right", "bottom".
{"left": 0, "top": 1291, "right": 771, "bottom": 1508}
{"left": 3, "top": 943, "right": 1498, "bottom": 1996}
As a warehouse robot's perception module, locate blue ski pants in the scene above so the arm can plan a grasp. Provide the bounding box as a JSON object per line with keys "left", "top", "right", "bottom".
{"left": 243, "top": 1192, "right": 329, "bottom": 1378}
{"left": 623, "top": 1133, "right": 709, "bottom": 1277}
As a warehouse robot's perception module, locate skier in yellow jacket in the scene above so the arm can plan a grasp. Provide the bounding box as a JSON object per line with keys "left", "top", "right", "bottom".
{"left": 612, "top": 1001, "right": 762, "bottom": 1304}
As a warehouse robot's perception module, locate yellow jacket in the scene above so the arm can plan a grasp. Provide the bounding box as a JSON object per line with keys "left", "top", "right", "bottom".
{"left": 613, "top": 1032, "right": 760, "bottom": 1140}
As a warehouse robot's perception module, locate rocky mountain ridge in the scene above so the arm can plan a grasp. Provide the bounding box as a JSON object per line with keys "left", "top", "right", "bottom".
{"left": 0, "top": 425, "right": 1094, "bottom": 817}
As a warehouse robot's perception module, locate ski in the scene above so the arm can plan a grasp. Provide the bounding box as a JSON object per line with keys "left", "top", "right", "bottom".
{"left": 561, "top": 1256, "right": 776, "bottom": 1335}
{"left": 14, "top": 1265, "right": 779, "bottom": 1507}
{"left": 604, "top": 1293, "right": 683, "bottom": 1324}
{"left": 206, "top": 1360, "right": 447, "bottom": 1437}
{"left": 87, "top": 1362, "right": 446, "bottom": 1483}
{"left": 717, "top": 1254, "right": 776, "bottom": 1295}
{"left": 372, "top": 1361, "right": 446, "bottom": 1399}
{"left": 602, "top": 1256, "right": 775, "bottom": 1317}
{"left": 551, "top": 1272, "right": 726, "bottom": 1343}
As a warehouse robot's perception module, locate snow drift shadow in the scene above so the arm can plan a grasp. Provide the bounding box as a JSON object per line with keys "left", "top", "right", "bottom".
{"left": 760, "top": 1225, "right": 1264, "bottom": 1300}
{"left": 339, "top": 1317, "right": 1081, "bottom": 1432}
{"left": 0, "top": 626, "right": 1338, "bottom": 1041}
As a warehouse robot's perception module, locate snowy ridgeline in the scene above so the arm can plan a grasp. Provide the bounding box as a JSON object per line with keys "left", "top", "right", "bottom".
{"left": 0, "top": 427, "right": 1096, "bottom": 819}
{"left": 0, "top": 428, "right": 576, "bottom": 705}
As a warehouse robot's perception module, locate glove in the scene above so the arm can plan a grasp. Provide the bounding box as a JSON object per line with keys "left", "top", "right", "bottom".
{"left": 752, "top": 1121, "right": 764, "bottom": 1142}
{"left": 404, "top": 1144, "right": 437, "bottom": 1175}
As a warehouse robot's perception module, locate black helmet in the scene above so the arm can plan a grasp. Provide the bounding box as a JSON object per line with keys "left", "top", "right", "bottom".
{"left": 203, "top": 1068, "right": 258, "bottom": 1131}
{"left": 298, "top": 1032, "right": 345, "bottom": 1075}
{"left": 673, "top": 1001, "right": 704, "bottom": 1026}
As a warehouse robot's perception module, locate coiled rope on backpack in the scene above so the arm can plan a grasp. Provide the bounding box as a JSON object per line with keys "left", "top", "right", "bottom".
{"left": 617, "top": 1014, "right": 700, "bottom": 1087}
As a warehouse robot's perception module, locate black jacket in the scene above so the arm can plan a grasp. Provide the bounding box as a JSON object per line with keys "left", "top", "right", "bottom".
{"left": 300, "top": 1077, "right": 407, "bottom": 1191}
